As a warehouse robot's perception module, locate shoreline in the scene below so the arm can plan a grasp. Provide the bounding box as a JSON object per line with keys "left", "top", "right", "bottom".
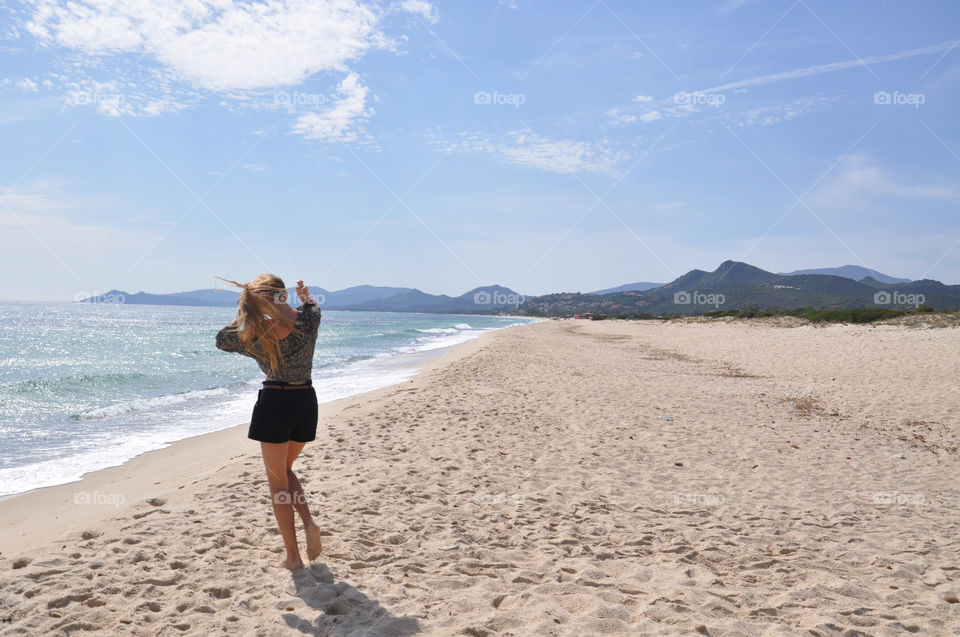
{"left": 0, "top": 322, "right": 524, "bottom": 555}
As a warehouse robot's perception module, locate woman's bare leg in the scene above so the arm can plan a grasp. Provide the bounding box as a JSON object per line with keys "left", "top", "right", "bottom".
{"left": 260, "top": 441, "right": 303, "bottom": 569}
{"left": 285, "top": 441, "right": 322, "bottom": 560}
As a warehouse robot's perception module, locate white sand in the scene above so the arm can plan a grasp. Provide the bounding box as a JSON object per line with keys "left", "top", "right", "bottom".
{"left": 1, "top": 319, "right": 958, "bottom": 636}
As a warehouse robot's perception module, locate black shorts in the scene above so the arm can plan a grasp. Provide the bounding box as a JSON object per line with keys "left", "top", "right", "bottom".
{"left": 248, "top": 385, "right": 318, "bottom": 444}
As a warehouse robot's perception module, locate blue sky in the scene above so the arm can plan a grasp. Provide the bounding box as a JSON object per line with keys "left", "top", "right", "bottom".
{"left": 1, "top": 0, "right": 958, "bottom": 301}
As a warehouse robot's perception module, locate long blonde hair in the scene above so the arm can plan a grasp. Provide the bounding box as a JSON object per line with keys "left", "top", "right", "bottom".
{"left": 214, "top": 274, "right": 294, "bottom": 375}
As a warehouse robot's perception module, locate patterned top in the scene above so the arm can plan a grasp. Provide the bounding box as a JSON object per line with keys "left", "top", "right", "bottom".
{"left": 215, "top": 304, "right": 322, "bottom": 383}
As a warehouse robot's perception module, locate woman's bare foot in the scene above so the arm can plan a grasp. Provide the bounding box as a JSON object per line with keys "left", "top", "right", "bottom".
{"left": 306, "top": 524, "right": 323, "bottom": 561}
{"left": 270, "top": 557, "right": 304, "bottom": 570}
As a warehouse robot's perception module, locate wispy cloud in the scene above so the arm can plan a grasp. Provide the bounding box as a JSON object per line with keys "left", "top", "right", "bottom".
{"left": 0, "top": 183, "right": 152, "bottom": 286}
{"left": 697, "top": 40, "right": 960, "bottom": 95}
{"left": 434, "top": 129, "right": 623, "bottom": 174}
{"left": 717, "top": 0, "right": 760, "bottom": 14}
{"left": 618, "top": 41, "right": 956, "bottom": 127}
{"left": 291, "top": 73, "right": 372, "bottom": 143}
{"left": 621, "top": 40, "right": 959, "bottom": 121}
{"left": 812, "top": 154, "right": 959, "bottom": 210}
{"left": 401, "top": 0, "right": 439, "bottom": 24}
{"left": 15, "top": 77, "right": 39, "bottom": 92}
{"left": 606, "top": 108, "right": 636, "bottom": 124}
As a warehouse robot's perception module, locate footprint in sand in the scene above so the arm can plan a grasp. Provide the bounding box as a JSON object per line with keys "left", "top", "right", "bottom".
{"left": 204, "top": 586, "right": 232, "bottom": 599}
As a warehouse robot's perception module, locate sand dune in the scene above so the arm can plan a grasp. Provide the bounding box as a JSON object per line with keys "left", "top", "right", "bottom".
{"left": 1, "top": 319, "right": 958, "bottom": 635}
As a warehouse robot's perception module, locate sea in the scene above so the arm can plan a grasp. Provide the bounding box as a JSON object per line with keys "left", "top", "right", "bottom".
{"left": 0, "top": 302, "right": 534, "bottom": 498}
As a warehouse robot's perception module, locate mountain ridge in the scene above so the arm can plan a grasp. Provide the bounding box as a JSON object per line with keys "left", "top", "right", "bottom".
{"left": 779, "top": 265, "right": 910, "bottom": 284}
{"left": 79, "top": 284, "right": 526, "bottom": 314}
{"left": 78, "top": 261, "right": 953, "bottom": 316}
{"left": 516, "top": 261, "right": 957, "bottom": 316}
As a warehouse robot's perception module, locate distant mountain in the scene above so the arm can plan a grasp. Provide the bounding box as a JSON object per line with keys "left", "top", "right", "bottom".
{"left": 317, "top": 285, "right": 412, "bottom": 308}
{"left": 78, "top": 289, "right": 238, "bottom": 307}
{"left": 168, "top": 288, "right": 240, "bottom": 306}
{"left": 346, "top": 284, "right": 524, "bottom": 313}
{"left": 79, "top": 285, "right": 412, "bottom": 309}
{"left": 79, "top": 284, "right": 525, "bottom": 314}
{"left": 77, "top": 261, "right": 946, "bottom": 317}
{"left": 589, "top": 282, "right": 664, "bottom": 295}
{"left": 658, "top": 260, "right": 780, "bottom": 291}
{"left": 780, "top": 265, "right": 910, "bottom": 284}
{"left": 515, "top": 260, "right": 960, "bottom": 316}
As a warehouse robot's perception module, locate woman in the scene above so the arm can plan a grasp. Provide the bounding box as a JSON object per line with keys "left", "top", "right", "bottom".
{"left": 214, "top": 274, "right": 323, "bottom": 570}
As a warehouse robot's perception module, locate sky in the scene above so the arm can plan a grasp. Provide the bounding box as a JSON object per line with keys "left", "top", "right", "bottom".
{"left": 1, "top": 0, "right": 958, "bottom": 301}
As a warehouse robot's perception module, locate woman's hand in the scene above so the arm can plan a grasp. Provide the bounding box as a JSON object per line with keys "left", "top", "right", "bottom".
{"left": 296, "top": 280, "right": 314, "bottom": 305}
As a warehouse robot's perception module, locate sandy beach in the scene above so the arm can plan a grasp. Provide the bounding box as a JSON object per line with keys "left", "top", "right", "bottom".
{"left": 1, "top": 318, "right": 959, "bottom": 636}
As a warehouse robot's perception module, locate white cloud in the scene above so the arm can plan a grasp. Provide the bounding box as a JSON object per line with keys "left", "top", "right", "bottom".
{"left": 632, "top": 95, "right": 654, "bottom": 103}
{"left": 435, "top": 129, "right": 623, "bottom": 174}
{"left": 639, "top": 111, "right": 662, "bottom": 122}
{"left": 16, "top": 0, "right": 413, "bottom": 127}
{"left": 401, "top": 0, "right": 439, "bottom": 24}
{"left": 25, "top": 1, "right": 387, "bottom": 92}
{"left": 291, "top": 72, "right": 372, "bottom": 143}
{"left": 606, "top": 108, "right": 636, "bottom": 124}
{"left": 15, "top": 77, "right": 39, "bottom": 92}
{"left": 727, "top": 96, "right": 832, "bottom": 127}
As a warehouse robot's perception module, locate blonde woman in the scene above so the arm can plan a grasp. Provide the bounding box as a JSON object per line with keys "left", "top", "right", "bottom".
{"left": 214, "top": 274, "right": 323, "bottom": 570}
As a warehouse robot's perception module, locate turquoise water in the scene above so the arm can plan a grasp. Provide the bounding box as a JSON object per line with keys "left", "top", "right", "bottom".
{"left": 0, "top": 302, "right": 533, "bottom": 497}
